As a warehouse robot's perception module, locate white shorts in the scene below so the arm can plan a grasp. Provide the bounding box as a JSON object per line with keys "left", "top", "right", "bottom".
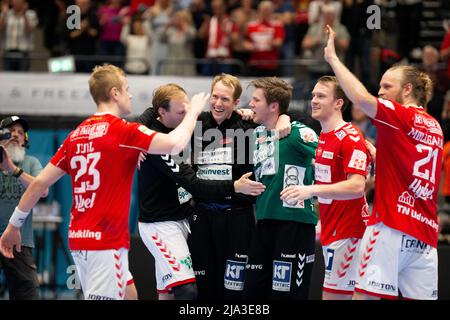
{"left": 322, "top": 238, "right": 361, "bottom": 295}
{"left": 71, "top": 248, "right": 134, "bottom": 300}
{"left": 355, "top": 222, "right": 438, "bottom": 300}
{"left": 138, "top": 219, "right": 195, "bottom": 293}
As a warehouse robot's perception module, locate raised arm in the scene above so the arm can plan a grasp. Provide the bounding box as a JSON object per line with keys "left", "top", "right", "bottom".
{"left": 324, "top": 25, "right": 378, "bottom": 119}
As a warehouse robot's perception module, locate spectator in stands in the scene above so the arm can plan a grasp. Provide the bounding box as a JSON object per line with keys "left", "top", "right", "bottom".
{"left": 396, "top": 0, "right": 422, "bottom": 60}
{"left": 440, "top": 27, "right": 450, "bottom": 81}
{"left": 146, "top": 0, "right": 174, "bottom": 74}
{"left": 0, "top": 0, "right": 38, "bottom": 71}
{"left": 351, "top": 105, "right": 377, "bottom": 145}
{"left": 43, "top": 0, "right": 67, "bottom": 57}
{"left": 66, "top": 0, "right": 99, "bottom": 73}
{"left": 190, "top": 0, "right": 209, "bottom": 74}
{"left": 230, "top": 0, "right": 256, "bottom": 75}
{"left": 308, "top": 0, "right": 341, "bottom": 24}
{"left": 121, "top": 11, "right": 152, "bottom": 75}
{"left": 273, "top": 0, "right": 297, "bottom": 77}
{"left": 97, "top": 0, "right": 129, "bottom": 67}
{"left": 301, "top": 3, "right": 349, "bottom": 79}
{"left": 244, "top": 0, "right": 285, "bottom": 76}
{"left": 341, "top": 0, "right": 374, "bottom": 89}
{"left": 160, "top": 9, "right": 197, "bottom": 76}
{"left": 0, "top": 116, "right": 48, "bottom": 299}
{"left": 419, "top": 45, "right": 448, "bottom": 124}
{"left": 198, "top": 0, "right": 234, "bottom": 76}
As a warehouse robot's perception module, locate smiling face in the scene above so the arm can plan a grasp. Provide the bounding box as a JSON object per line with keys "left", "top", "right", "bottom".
{"left": 210, "top": 81, "right": 239, "bottom": 124}
{"left": 311, "top": 81, "right": 341, "bottom": 123}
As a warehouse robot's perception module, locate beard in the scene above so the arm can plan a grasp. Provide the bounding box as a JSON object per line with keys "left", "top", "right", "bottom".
{"left": 4, "top": 143, "right": 25, "bottom": 163}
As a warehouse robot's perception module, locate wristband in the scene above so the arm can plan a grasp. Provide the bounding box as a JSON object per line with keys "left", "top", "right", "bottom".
{"left": 9, "top": 206, "right": 30, "bottom": 228}
{"left": 12, "top": 167, "right": 23, "bottom": 178}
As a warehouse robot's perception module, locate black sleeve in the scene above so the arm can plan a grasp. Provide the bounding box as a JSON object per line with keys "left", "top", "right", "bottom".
{"left": 149, "top": 153, "right": 235, "bottom": 202}
{"left": 137, "top": 107, "right": 158, "bottom": 126}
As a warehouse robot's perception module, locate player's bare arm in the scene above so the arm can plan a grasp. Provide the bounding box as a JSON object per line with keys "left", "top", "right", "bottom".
{"left": 280, "top": 173, "right": 366, "bottom": 202}
{"left": 148, "top": 92, "right": 209, "bottom": 155}
{"left": 324, "top": 25, "right": 378, "bottom": 119}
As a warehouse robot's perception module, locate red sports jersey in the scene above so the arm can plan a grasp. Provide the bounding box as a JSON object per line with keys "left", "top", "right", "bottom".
{"left": 315, "top": 123, "right": 370, "bottom": 245}
{"left": 50, "top": 113, "right": 157, "bottom": 250}
{"left": 370, "top": 98, "right": 443, "bottom": 247}
{"left": 246, "top": 20, "right": 285, "bottom": 70}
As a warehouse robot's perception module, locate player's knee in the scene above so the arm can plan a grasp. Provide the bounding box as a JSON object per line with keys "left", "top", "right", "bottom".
{"left": 172, "top": 282, "right": 197, "bottom": 300}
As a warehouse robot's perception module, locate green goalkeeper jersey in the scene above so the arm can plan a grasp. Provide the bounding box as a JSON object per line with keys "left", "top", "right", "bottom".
{"left": 253, "top": 121, "right": 318, "bottom": 224}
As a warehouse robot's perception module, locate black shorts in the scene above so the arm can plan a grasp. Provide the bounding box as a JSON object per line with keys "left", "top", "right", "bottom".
{"left": 187, "top": 204, "right": 255, "bottom": 300}
{"left": 243, "top": 219, "right": 316, "bottom": 300}
{"left": 0, "top": 246, "right": 39, "bottom": 300}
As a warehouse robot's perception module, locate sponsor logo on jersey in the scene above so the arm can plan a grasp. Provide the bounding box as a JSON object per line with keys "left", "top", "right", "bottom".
{"left": 283, "top": 165, "right": 306, "bottom": 208}
{"left": 177, "top": 187, "right": 192, "bottom": 205}
{"left": 162, "top": 273, "right": 173, "bottom": 284}
{"left": 246, "top": 264, "right": 263, "bottom": 270}
{"left": 224, "top": 260, "right": 246, "bottom": 291}
{"left": 180, "top": 255, "right": 193, "bottom": 270}
{"left": 281, "top": 253, "right": 296, "bottom": 258}
{"left": 259, "top": 157, "right": 276, "bottom": 177}
{"left": 348, "top": 149, "right": 367, "bottom": 171}
{"left": 335, "top": 130, "right": 346, "bottom": 140}
{"left": 196, "top": 164, "right": 232, "bottom": 180}
{"left": 400, "top": 235, "right": 430, "bottom": 254}
{"left": 71, "top": 122, "right": 109, "bottom": 140}
{"left": 74, "top": 193, "right": 96, "bottom": 212}
{"left": 325, "top": 248, "right": 334, "bottom": 271}
{"left": 137, "top": 125, "right": 155, "bottom": 136}
{"left": 398, "top": 191, "right": 415, "bottom": 207}
{"left": 315, "top": 163, "right": 331, "bottom": 183}
{"left": 322, "top": 151, "right": 334, "bottom": 159}
{"left": 254, "top": 141, "right": 276, "bottom": 164}
{"left": 414, "top": 114, "right": 442, "bottom": 135}
{"left": 196, "top": 147, "right": 232, "bottom": 164}
{"left": 306, "top": 254, "right": 315, "bottom": 263}
{"left": 69, "top": 229, "right": 102, "bottom": 241}
{"left": 396, "top": 204, "right": 439, "bottom": 232}
{"left": 299, "top": 127, "right": 318, "bottom": 143}
{"left": 87, "top": 294, "right": 114, "bottom": 300}
{"left": 272, "top": 260, "right": 292, "bottom": 292}
{"left": 368, "top": 280, "right": 396, "bottom": 292}
{"left": 409, "top": 178, "right": 434, "bottom": 200}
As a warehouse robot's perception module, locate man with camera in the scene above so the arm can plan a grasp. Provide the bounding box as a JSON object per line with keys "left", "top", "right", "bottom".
{"left": 0, "top": 115, "right": 47, "bottom": 299}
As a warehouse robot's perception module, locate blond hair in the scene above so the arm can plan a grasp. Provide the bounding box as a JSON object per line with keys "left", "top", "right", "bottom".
{"left": 388, "top": 64, "right": 434, "bottom": 107}
{"left": 211, "top": 73, "right": 242, "bottom": 101}
{"left": 88, "top": 64, "right": 126, "bottom": 105}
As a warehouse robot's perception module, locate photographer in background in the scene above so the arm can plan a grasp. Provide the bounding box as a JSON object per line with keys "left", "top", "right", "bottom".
{"left": 0, "top": 116, "right": 47, "bottom": 299}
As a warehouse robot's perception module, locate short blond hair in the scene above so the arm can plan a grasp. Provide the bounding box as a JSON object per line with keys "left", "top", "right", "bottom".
{"left": 88, "top": 64, "right": 126, "bottom": 105}
{"left": 211, "top": 73, "right": 242, "bottom": 101}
